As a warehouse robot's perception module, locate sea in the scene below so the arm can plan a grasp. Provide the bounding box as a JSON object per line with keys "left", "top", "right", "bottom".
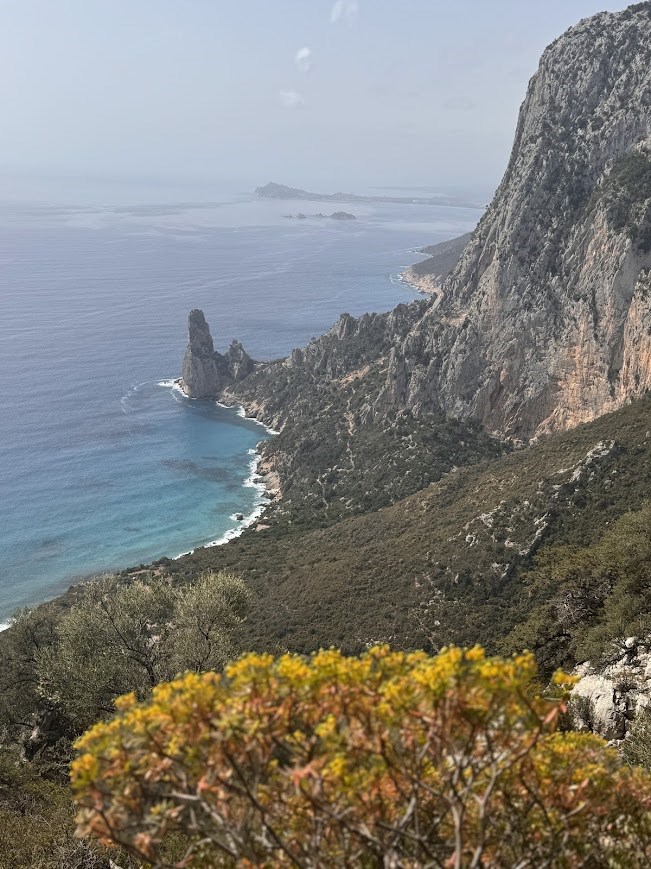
{"left": 0, "top": 185, "right": 481, "bottom": 625}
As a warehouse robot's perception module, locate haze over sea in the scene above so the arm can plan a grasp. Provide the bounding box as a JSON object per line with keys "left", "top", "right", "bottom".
{"left": 0, "top": 183, "right": 480, "bottom": 624}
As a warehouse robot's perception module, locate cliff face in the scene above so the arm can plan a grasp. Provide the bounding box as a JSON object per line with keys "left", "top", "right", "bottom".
{"left": 381, "top": 3, "right": 651, "bottom": 438}
{"left": 181, "top": 309, "right": 221, "bottom": 398}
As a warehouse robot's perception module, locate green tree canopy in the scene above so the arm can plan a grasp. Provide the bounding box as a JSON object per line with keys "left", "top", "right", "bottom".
{"left": 0, "top": 570, "right": 249, "bottom": 739}
{"left": 503, "top": 506, "right": 651, "bottom": 674}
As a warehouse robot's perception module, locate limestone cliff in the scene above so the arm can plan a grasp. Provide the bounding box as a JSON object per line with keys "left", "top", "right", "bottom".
{"left": 180, "top": 309, "right": 255, "bottom": 399}
{"left": 380, "top": 3, "right": 651, "bottom": 439}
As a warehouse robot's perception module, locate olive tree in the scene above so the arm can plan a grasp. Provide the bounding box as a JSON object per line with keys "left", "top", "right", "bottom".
{"left": 1, "top": 570, "right": 250, "bottom": 739}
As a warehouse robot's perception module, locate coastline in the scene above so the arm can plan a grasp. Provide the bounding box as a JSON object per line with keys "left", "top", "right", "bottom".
{"left": 2, "top": 239, "right": 446, "bottom": 628}
{"left": 172, "top": 447, "right": 278, "bottom": 557}
{"left": 0, "top": 384, "right": 281, "bottom": 627}
{"left": 397, "top": 264, "right": 443, "bottom": 298}
{"left": 395, "top": 230, "right": 474, "bottom": 299}
{"left": 167, "top": 378, "right": 282, "bottom": 559}
{"left": 172, "top": 450, "right": 272, "bottom": 561}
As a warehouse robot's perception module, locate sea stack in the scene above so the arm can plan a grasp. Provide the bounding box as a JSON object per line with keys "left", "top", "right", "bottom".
{"left": 180, "top": 309, "right": 222, "bottom": 398}
{"left": 180, "top": 309, "right": 255, "bottom": 399}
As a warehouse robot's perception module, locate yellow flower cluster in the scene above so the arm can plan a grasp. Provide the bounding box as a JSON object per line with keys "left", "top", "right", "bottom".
{"left": 71, "top": 645, "right": 651, "bottom": 867}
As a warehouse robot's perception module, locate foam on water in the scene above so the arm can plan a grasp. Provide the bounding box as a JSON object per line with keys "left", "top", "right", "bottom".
{"left": 234, "top": 404, "right": 280, "bottom": 435}
{"left": 157, "top": 378, "right": 185, "bottom": 396}
{"left": 173, "top": 446, "right": 272, "bottom": 558}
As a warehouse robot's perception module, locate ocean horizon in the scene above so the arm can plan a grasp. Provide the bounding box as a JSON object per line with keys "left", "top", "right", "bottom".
{"left": 0, "top": 188, "right": 481, "bottom": 624}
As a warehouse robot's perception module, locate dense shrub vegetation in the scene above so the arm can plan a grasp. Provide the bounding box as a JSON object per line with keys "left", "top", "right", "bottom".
{"left": 155, "top": 397, "right": 651, "bottom": 659}
{"left": 623, "top": 708, "right": 651, "bottom": 770}
{"left": 72, "top": 646, "right": 651, "bottom": 867}
{"left": 0, "top": 740, "right": 186, "bottom": 868}
{"left": 4, "top": 399, "right": 651, "bottom": 866}
{"left": 0, "top": 571, "right": 249, "bottom": 868}
{"left": 503, "top": 506, "right": 651, "bottom": 675}
{"left": 0, "top": 570, "right": 249, "bottom": 739}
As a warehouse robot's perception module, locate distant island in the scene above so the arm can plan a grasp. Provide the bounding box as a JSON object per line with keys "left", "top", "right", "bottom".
{"left": 284, "top": 210, "right": 356, "bottom": 221}
{"left": 255, "top": 182, "right": 483, "bottom": 209}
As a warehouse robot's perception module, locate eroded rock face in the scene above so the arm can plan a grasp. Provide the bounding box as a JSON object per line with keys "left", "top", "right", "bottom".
{"left": 181, "top": 309, "right": 221, "bottom": 398}
{"left": 572, "top": 674, "right": 630, "bottom": 741}
{"left": 225, "top": 340, "right": 255, "bottom": 382}
{"left": 380, "top": 4, "right": 651, "bottom": 439}
{"left": 572, "top": 637, "right": 651, "bottom": 741}
{"left": 180, "top": 309, "right": 255, "bottom": 399}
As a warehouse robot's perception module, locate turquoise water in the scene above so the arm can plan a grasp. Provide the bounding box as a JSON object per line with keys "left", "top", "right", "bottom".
{"left": 0, "top": 191, "right": 480, "bottom": 622}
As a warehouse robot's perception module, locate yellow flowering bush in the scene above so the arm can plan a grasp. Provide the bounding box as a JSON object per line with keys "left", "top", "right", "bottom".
{"left": 71, "top": 646, "right": 651, "bottom": 867}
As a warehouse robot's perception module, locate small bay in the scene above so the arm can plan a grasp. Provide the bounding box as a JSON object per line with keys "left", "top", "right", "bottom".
{"left": 0, "top": 190, "right": 480, "bottom": 620}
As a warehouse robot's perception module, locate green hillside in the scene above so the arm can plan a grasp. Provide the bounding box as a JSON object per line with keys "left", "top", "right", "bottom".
{"left": 160, "top": 397, "right": 651, "bottom": 670}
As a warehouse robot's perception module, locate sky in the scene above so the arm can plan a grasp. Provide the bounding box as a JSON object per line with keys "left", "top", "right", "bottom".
{"left": 0, "top": 0, "right": 636, "bottom": 199}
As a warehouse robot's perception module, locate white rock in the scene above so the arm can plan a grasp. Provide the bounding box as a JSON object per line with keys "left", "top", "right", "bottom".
{"left": 572, "top": 674, "right": 626, "bottom": 740}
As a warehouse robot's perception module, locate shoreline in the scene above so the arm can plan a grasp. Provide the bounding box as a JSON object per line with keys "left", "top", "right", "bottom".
{"left": 167, "top": 378, "right": 281, "bottom": 558}
{"left": 1, "top": 241, "right": 437, "bottom": 628}
{"left": 0, "top": 383, "right": 281, "bottom": 627}
{"left": 395, "top": 230, "right": 473, "bottom": 300}
{"left": 172, "top": 448, "right": 278, "bottom": 558}
{"left": 396, "top": 264, "right": 443, "bottom": 297}
{"left": 171, "top": 450, "right": 272, "bottom": 561}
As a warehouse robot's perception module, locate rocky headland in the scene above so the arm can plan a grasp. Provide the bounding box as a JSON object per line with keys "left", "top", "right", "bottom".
{"left": 400, "top": 232, "right": 473, "bottom": 295}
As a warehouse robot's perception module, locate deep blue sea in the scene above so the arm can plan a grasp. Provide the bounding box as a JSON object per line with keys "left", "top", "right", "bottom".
{"left": 0, "top": 189, "right": 480, "bottom": 624}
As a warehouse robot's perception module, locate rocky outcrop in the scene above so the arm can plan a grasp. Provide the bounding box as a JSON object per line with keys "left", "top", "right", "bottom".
{"left": 180, "top": 309, "right": 255, "bottom": 399}
{"left": 572, "top": 637, "right": 651, "bottom": 741}
{"left": 181, "top": 309, "right": 221, "bottom": 398}
{"left": 217, "top": 302, "right": 427, "bottom": 433}
{"left": 224, "top": 339, "right": 255, "bottom": 382}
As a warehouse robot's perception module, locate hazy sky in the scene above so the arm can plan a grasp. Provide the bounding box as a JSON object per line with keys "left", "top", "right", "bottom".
{"left": 0, "top": 1, "right": 635, "bottom": 197}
